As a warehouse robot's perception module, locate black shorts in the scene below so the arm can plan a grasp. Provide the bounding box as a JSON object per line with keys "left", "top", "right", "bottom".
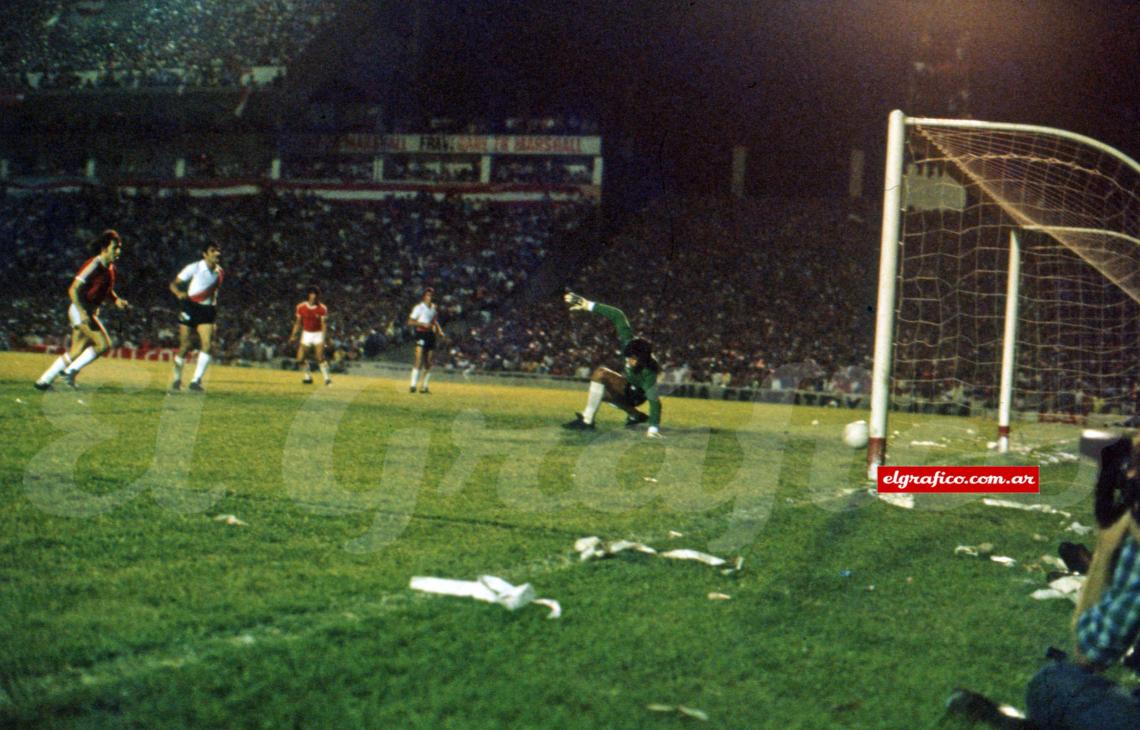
{"left": 414, "top": 330, "right": 436, "bottom": 351}
{"left": 623, "top": 383, "right": 647, "bottom": 407}
{"left": 179, "top": 300, "right": 217, "bottom": 327}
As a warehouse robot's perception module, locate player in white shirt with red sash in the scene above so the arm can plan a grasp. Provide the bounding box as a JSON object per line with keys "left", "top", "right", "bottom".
{"left": 288, "top": 286, "right": 331, "bottom": 386}
{"left": 407, "top": 287, "right": 444, "bottom": 393}
{"left": 169, "top": 243, "right": 223, "bottom": 392}
{"left": 35, "top": 230, "right": 130, "bottom": 390}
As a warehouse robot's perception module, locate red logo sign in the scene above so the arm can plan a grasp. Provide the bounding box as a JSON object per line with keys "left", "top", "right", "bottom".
{"left": 877, "top": 466, "right": 1039, "bottom": 494}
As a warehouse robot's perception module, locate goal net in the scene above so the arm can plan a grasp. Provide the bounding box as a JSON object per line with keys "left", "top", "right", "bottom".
{"left": 868, "top": 111, "right": 1140, "bottom": 470}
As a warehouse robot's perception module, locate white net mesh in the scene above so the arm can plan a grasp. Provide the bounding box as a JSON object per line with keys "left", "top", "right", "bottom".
{"left": 891, "top": 122, "right": 1140, "bottom": 420}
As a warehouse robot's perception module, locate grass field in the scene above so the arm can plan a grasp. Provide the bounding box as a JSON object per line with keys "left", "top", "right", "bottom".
{"left": 0, "top": 351, "right": 1125, "bottom": 728}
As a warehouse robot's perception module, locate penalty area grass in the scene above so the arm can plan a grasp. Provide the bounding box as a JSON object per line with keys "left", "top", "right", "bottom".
{"left": 0, "top": 352, "right": 1113, "bottom": 728}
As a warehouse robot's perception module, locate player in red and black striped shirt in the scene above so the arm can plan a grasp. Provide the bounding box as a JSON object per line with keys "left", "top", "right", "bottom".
{"left": 35, "top": 230, "right": 130, "bottom": 390}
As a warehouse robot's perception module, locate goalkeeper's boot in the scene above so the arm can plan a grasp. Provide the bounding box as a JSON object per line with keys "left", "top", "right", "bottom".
{"left": 34, "top": 381, "right": 52, "bottom": 391}
{"left": 170, "top": 378, "right": 181, "bottom": 392}
{"left": 562, "top": 413, "right": 595, "bottom": 431}
{"left": 63, "top": 371, "right": 78, "bottom": 390}
{"left": 625, "top": 411, "right": 649, "bottom": 428}
{"left": 189, "top": 381, "right": 205, "bottom": 393}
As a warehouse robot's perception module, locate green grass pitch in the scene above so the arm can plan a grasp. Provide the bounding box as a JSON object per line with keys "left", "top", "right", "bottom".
{"left": 0, "top": 352, "right": 1118, "bottom": 728}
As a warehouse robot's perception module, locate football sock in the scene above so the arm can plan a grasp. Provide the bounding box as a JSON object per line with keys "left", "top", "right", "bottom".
{"left": 582, "top": 381, "right": 605, "bottom": 424}
{"left": 39, "top": 353, "right": 72, "bottom": 384}
{"left": 192, "top": 353, "right": 211, "bottom": 382}
{"left": 172, "top": 356, "right": 185, "bottom": 381}
{"left": 66, "top": 346, "right": 98, "bottom": 374}
{"left": 421, "top": 372, "right": 432, "bottom": 389}
{"left": 410, "top": 368, "right": 420, "bottom": 389}
{"left": 319, "top": 362, "right": 330, "bottom": 382}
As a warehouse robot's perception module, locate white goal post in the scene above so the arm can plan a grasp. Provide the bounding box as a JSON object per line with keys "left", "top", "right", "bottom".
{"left": 867, "top": 110, "right": 1140, "bottom": 477}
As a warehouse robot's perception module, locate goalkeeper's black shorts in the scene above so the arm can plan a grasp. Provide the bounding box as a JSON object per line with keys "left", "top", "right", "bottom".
{"left": 623, "top": 383, "right": 647, "bottom": 407}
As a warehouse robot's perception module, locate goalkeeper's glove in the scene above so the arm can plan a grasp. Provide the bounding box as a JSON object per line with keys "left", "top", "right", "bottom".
{"left": 646, "top": 426, "right": 663, "bottom": 439}
{"left": 564, "top": 292, "right": 593, "bottom": 311}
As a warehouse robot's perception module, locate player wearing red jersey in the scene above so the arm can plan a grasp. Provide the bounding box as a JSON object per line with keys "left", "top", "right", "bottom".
{"left": 35, "top": 230, "right": 130, "bottom": 390}
{"left": 288, "top": 286, "right": 331, "bottom": 386}
{"left": 169, "top": 243, "right": 223, "bottom": 392}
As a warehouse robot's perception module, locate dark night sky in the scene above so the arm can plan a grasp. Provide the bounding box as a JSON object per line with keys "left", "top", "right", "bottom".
{"left": 406, "top": 0, "right": 1139, "bottom": 206}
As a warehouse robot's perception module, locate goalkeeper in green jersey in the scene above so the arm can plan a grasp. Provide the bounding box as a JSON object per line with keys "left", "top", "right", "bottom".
{"left": 562, "top": 292, "right": 663, "bottom": 438}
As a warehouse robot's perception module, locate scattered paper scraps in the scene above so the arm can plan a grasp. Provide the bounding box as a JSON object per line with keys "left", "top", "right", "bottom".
{"left": 981, "top": 498, "right": 1071, "bottom": 518}
{"left": 1031, "top": 575, "right": 1085, "bottom": 603}
{"left": 660, "top": 549, "right": 726, "bottom": 567}
{"left": 707, "top": 592, "right": 732, "bottom": 601}
{"left": 531, "top": 598, "right": 562, "bottom": 619}
{"left": 213, "top": 514, "right": 248, "bottom": 526}
{"left": 647, "top": 704, "right": 709, "bottom": 721}
{"left": 409, "top": 575, "right": 561, "bottom": 618}
{"left": 575, "top": 537, "right": 743, "bottom": 575}
{"left": 877, "top": 493, "right": 915, "bottom": 510}
{"left": 574, "top": 536, "right": 657, "bottom": 561}
{"left": 1038, "top": 555, "right": 1067, "bottom": 572}
{"left": 720, "top": 556, "right": 745, "bottom": 575}
{"left": 1065, "top": 522, "right": 1093, "bottom": 536}
{"left": 954, "top": 543, "right": 995, "bottom": 558}
{"left": 989, "top": 556, "right": 1017, "bottom": 567}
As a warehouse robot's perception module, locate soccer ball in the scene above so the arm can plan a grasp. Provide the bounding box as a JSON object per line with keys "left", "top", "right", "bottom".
{"left": 843, "top": 420, "right": 869, "bottom": 449}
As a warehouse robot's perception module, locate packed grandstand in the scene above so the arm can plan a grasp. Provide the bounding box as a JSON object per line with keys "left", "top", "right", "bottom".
{"left": 5, "top": 0, "right": 1132, "bottom": 419}
{"left": 0, "top": 187, "right": 875, "bottom": 394}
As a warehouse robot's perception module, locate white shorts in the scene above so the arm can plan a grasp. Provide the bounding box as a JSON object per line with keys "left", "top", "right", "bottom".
{"left": 68, "top": 303, "right": 105, "bottom": 334}
{"left": 301, "top": 331, "right": 325, "bottom": 348}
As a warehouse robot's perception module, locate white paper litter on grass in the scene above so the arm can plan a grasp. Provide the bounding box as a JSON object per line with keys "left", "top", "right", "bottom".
{"left": 877, "top": 493, "right": 915, "bottom": 509}
{"left": 981, "top": 498, "right": 1071, "bottom": 518}
{"left": 213, "top": 514, "right": 248, "bottom": 526}
{"left": 609, "top": 540, "right": 659, "bottom": 555}
{"left": 575, "top": 537, "right": 742, "bottom": 574}
{"left": 1065, "top": 521, "right": 1093, "bottom": 536}
{"left": 721, "top": 556, "right": 745, "bottom": 575}
{"left": 955, "top": 543, "right": 994, "bottom": 558}
{"left": 409, "top": 575, "right": 558, "bottom": 615}
{"left": 990, "top": 556, "right": 1017, "bottom": 567}
{"left": 1039, "top": 555, "right": 1067, "bottom": 571}
{"left": 532, "top": 598, "right": 562, "bottom": 619}
{"left": 574, "top": 536, "right": 658, "bottom": 561}
{"left": 660, "top": 549, "right": 726, "bottom": 567}
{"left": 647, "top": 704, "right": 709, "bottom": 721}
{"left": 1031, "top": 575, "right": 1085, "bottom": 603}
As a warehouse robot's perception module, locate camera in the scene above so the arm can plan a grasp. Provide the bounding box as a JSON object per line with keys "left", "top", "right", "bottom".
{"left": 1080, "top": 429, "right": 1140, "bottom": 528}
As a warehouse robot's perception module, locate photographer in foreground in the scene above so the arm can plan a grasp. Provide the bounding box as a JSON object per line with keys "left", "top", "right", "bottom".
{"left": 1026, "top": 434, "right": 1140, "bottom": 729}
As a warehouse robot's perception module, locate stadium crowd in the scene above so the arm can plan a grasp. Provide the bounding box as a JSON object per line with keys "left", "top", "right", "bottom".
{"left": 1, "top": 188, "right": 585, "bottom": 365}
{"left": 14, "top": 185, "right": 1130, "bottom": 412}
{"left": 0, "top": 0, "right": 340, "bottom": 89}
{"left": 3, "top": 187, "right": 881, "bottom": 391}
{"left": 447, "top": 196, "right": 878, "bottom": 390}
